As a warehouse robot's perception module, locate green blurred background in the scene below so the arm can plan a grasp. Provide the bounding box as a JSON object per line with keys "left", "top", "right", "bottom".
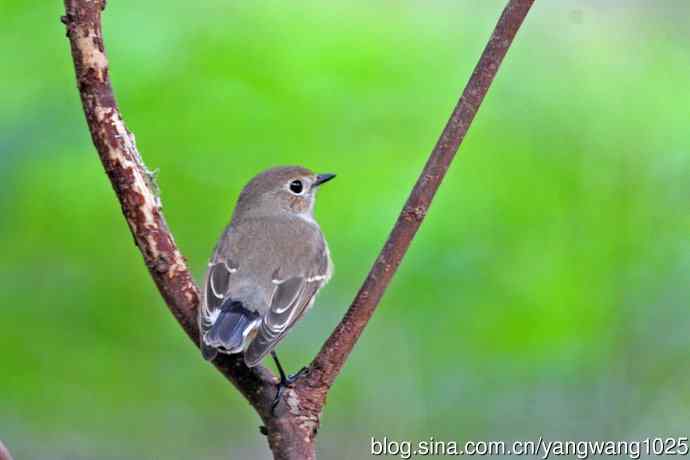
{"left": 2, "top": 0, "right": 689, "bottom": 458}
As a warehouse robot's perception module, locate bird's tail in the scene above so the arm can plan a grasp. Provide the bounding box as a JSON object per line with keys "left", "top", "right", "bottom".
{"left": 202, "top": 300, "right": 260, "bottom": 361}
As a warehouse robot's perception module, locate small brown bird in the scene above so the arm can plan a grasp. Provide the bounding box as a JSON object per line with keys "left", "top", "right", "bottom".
{"left": 199, "top": 166, "right": 335, "bottom": 406}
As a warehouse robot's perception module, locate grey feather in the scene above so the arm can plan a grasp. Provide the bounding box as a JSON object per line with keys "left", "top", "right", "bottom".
{"left": 198, "top": 166, "right": 334, "bottom": 366}
{"left": 244, "top": 278, "right": 321, "bottom": 366}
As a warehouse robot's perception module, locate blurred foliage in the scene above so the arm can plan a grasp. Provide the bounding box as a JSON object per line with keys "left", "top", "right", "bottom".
{"left": 1, "top": 0, "right": 689, "bottom": 459}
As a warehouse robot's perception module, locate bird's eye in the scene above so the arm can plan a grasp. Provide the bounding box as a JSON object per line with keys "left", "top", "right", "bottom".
{"left": 289, "top": 180, "right": 304, "bottom": 194}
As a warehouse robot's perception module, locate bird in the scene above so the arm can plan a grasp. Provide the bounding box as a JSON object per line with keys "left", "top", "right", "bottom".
{"left": 199, "top": 165, "right": 335, "bottom": 408}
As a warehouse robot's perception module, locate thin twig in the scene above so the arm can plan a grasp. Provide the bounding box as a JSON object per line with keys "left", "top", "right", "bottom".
{"left": 299, "top": 0, "right": 535, "bottom": 404}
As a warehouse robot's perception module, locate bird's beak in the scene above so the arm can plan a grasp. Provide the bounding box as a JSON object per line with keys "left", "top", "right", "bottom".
{"left": 313, "top": 173, "right": 336, "bottom": 187}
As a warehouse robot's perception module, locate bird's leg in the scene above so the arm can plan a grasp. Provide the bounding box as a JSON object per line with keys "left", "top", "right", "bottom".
{"left": 272, "top": 350, "right": 289, "bottom": 384}
{"left": 271, "top": 351, "right": 310, "bottom": 414}
{"left": 289, "top": 366, "right": 310, "bottom": 382}
{"left": 271, "top": 351, "right": 288, "bottom": 414}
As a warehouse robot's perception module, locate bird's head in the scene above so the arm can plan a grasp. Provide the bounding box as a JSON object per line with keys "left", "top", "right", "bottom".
{"left": 234, "top": 165, "right": 335, "bottom": 220}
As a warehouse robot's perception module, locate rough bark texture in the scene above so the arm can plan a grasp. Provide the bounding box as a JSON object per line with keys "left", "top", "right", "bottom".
{"left": 62, "top": 0, "right": 276, "bottom": 424}
{"left": 62, "top": 0, "right": 534, "bottom": 458}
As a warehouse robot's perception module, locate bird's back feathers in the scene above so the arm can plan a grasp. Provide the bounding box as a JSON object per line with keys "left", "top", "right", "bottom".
{"left": 199, "top": 214, "right": 332, "bottom": 366}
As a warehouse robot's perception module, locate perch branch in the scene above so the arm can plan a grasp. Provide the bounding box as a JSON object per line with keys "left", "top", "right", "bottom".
{"left": 61, "top": 0, "right": 276, "bottom": 414}
{"left": 297, "top": 0, "right": 535, "bottom": 409}
{"left": 62, "top": 0, "right": 534, "bottom": 458}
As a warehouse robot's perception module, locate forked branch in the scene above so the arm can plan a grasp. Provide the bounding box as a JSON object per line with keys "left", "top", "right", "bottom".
{"left": 62, "top": 1, "right": 534, "bottom": 458}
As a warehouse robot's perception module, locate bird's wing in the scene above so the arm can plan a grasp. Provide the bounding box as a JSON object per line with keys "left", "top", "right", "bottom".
{"left": 243, "top": 249, "right": 331, "bottom": 367}
{"left": 200, "top": 259, "right": 238, "bottom": 332}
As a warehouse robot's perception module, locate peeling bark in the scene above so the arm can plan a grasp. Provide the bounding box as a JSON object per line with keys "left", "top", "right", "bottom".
{"left": 62, "top": 0, "right": 275, "bottom": 426}
{"left": 62, "top": 0, "right": 534, "bottom": 458}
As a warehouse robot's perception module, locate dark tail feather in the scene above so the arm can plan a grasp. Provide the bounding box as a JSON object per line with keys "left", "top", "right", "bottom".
{"left": 201, "top": 343, "right": 218, "bottom": 361}
{"left": 202, "top": 301, "right": 259, "bottom": 360}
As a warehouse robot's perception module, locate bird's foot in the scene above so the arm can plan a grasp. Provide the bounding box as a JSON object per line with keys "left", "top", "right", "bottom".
{"left": 271, "top": 366, "right": 310, "bottom": 415}
{"left": 287, "top": 366, "right": 310, "bottom": 384}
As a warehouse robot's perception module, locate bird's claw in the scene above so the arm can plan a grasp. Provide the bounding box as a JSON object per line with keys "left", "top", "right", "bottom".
{"left": 288, "top": 366, "right": 310, "bottom": 384}
{"left": 271, "top": 366, "right": 310, "bottom": 415}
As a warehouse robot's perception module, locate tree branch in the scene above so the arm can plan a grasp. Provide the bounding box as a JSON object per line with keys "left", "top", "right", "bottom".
{"left": 62, "top": 0, "right": 534, "bottom": 458}
{"left": 298, "top": 0, "right": 535, "bottom": 408}
{"left": 61, "top": 0, "right": 276, "bottom": 415}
